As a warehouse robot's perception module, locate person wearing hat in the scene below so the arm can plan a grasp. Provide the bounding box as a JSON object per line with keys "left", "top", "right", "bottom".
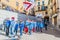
{"left": 9, "top": 17, "right": 16, "bottom": 37}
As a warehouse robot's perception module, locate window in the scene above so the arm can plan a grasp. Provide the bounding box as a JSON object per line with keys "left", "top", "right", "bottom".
{"left": 6, "top": 0, "right": 9, "bottom": 2}
{"left": 41, "top": 6, "right": 45, "bottom": 11}
{"left": 42, "top": 1, "right": 44, "bottom": 5}
{"left": 45, "top": 12, "right": 48, "bottom": 14}
{"left": 16, "top": 2, "right": 19, "bottom": 6}
{"left": 41, "top": 6, "right": 47, "bottom": 11}
{"left": 38, "top": 2, "right": 40, "bottom": 6}
{"left": 38, "top": 7, "right": 40, "bottom": 11}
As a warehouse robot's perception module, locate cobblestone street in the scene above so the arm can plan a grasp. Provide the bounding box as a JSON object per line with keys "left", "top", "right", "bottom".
{"left": 0, "top": 27, "right": 60, "bottom": 40}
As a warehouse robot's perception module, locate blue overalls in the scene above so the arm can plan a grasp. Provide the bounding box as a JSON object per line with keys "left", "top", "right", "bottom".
{"left": 26, "top": 21, "right": 32, "bottom": 35}
{"left": 9, "top": 20, "right": 16, "bottom": 37}
{"left": 36, "top": 21, "right": 41, "bottom": 32}
{"left": 5, "top": 20, "right": 11, "bottom": 36}
{"left": 14, "top": 23, "right": 19, "bottom": 35}
{"left": 32, "top": 22, "right": 37, "bottom": 32}
{"left": 19, "top": 21, "right": 24, "bottom": 36}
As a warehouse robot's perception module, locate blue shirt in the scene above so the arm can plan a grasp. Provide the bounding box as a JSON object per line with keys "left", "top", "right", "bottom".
{"left": 6, "top": 20, "right": 11, "bottom": 28}
{"left": 26, "top": 21, "right": 33, "bottom": 29}
{"left": 25, "top": 21, "right": 31, "bottom": 28}
{"left": 19, "top": 21, "right": 24, "bottom": 29}
{"left": 40, "top": 21, "right": 44, "bottom": 28}
{"left": 36, "top": 21, "right": 44, "bottom": 28}
{"left": 14, "top": 23, "right": 19, "bottom": 30}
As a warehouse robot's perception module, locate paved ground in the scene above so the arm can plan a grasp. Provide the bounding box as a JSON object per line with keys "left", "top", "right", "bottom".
{"left": 0, "top": 27, "right": 60, "bottom": 40}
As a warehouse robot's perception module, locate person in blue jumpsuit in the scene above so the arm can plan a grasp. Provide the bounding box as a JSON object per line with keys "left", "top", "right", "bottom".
{"left": 40, "top": 20, "right": 44, "bottom": 32}
{"left": 19, "top": 20, "right": 24, "bottom": 36}
{"left": 5, "top": 18, "right": 11, "bottom": 36}
{"left": 36, "top": 19, "right": 44, "bottom": 32}
{"left": 9, "top": 17, "right": 16, "bottom": 37}
{"left": 32, "top": 20, "right": 37, "bottom": 32}
{"left": 36, "top": 21, "right": 40, "bottom": 32}
{"left": 14, "top": 21, "right": 19, "bottom": 35}
{"left": 26, "top": 19, "right": 33, "bottom": 35}
{"left": 29, "top": 20, "right": 33, "bottom": 35}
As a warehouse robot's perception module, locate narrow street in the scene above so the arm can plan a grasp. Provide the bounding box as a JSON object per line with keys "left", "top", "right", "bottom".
{"left": 0, "top": 0, "right": 60, "bottom": 40}
{"left": 0, "top": 26, "right": 60, "bottom": 40}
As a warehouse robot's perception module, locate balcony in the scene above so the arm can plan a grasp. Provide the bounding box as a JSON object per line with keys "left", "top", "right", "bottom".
{"left": 35, "top": 6, "right": 47, "bottom": 12}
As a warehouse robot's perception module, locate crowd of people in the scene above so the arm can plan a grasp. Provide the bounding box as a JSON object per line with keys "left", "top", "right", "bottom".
{"left": 3, "top": 17, "right": 48, "bottom": 38}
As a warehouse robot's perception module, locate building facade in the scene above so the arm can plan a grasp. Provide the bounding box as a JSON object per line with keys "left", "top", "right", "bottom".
{"left": 0, "top": 0, "right": 59, "bottom": 28}
{"left": 0, "top": 0, "right": 24, "bottom": 12}
{"left": 56, "top": 0, "right": 60, "bottom": 31}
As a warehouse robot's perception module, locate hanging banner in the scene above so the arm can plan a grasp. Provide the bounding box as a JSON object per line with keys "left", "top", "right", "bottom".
{"left": 23, "top": 1, "right": 35, "bottom": 11}
{"left": 23, "top": 2, "right": 32, "bottom": 11}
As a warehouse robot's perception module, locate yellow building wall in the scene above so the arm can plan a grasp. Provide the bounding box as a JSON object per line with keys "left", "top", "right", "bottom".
{"left": 35, "top": 0, "right": 49, "bottom": 16}
{"left": 0, "top": 0, "right": 58, "bottom": 14}
{"left": 1, "top": 0, "right": 24, "bottom": 12}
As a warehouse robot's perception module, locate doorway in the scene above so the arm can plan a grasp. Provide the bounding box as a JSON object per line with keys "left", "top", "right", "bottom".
{"left": 54, "top": 16, "right": 57, "bottom": 25}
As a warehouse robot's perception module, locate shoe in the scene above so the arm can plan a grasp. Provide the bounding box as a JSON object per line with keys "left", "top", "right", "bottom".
{"left": 41, "top": 31, "right": 42, "bottom": 32}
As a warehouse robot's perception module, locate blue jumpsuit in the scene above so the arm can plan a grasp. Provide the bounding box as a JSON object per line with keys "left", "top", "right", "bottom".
{"left": 14, "top": 23, "right": 19, "bottom": 35}
{"left": 19, "top": 21, "right": 24, "bottom": 36}
{"left": 9, "top": 20, "right": 16, "bottom": 37}
{"left": 26, "top": 21, "right": 33, "bottom": 35}
{"left": 5, "top": 20, "right": 11, "bottom": 36}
